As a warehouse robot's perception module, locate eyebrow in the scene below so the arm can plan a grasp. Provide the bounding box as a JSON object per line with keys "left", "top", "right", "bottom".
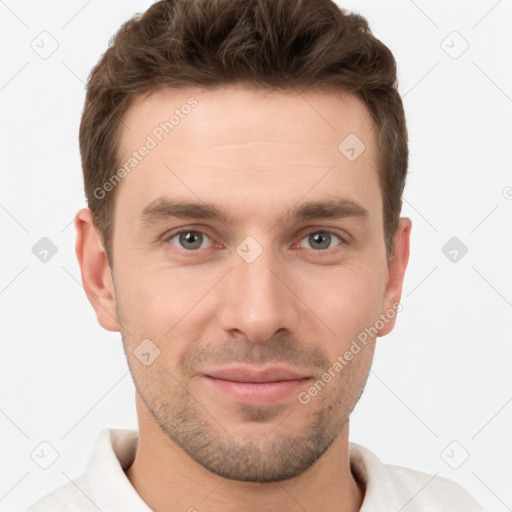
{"left": 140, "top": 196, "right": 369, "bottom": 227}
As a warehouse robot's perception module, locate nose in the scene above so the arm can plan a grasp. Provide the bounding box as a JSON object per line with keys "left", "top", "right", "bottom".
{"left": 217, "top": 242, "right": 299, "bottom": 343}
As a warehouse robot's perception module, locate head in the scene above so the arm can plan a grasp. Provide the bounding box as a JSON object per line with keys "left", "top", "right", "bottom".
{"left": 76, "top": 0, "right": 411, "bottom": 483}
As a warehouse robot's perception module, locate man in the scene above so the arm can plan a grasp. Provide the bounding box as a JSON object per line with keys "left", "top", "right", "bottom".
{"left": 27, "top": 0, "right": 483, "bottom": 510}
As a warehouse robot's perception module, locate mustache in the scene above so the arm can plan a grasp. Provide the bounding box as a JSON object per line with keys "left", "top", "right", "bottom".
{"left": 180, "top": 333, "right": 330, "bottom": 376}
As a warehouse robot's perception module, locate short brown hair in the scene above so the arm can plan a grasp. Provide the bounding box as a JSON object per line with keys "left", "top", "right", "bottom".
{"left": 79, "top": 0, "right": 408, "bottom": 265}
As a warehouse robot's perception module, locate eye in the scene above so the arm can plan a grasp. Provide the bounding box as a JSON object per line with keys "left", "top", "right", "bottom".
{"left": 297, "top": 230, "right": 344, "bottom": 251}
{"left": 165, "top": 229, "right": 213, "bottom": 251}
{"left": 163, "top": 228, "right": 346, "bottom": 254}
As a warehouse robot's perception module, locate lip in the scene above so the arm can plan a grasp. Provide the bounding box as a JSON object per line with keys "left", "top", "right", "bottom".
{"left": 205, "top": 366, "right": 309, "bottom": 383}
{"left": 202, "top": 366, "right": 312, "bottom": 405}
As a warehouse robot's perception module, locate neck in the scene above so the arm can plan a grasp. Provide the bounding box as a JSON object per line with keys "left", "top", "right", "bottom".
{"left": 126, "top": 394, "right": 364, "bottom": 512}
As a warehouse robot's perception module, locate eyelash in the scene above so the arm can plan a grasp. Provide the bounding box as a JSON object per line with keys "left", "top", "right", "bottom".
{"left": 162, "top": 227, "right": 348, "bottom": 254}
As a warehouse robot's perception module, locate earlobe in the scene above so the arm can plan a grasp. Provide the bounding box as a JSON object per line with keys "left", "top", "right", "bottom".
{"left": 377, "top": 217, "right": 412, "bottom": 337}
{"left": 75, "top": 208, "right": 120, "bottom": 332}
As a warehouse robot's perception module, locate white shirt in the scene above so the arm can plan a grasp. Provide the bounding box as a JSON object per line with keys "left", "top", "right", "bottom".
{"left": 26, "top": 428, "right": 483, "bottom": 512}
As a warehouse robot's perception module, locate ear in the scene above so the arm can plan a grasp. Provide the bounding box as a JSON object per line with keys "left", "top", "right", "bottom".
{"left": 377, "top": 217, "right": 412, "bottom": 337}
{"left": 75, "top": 208, "right": 120, "bottom": 332}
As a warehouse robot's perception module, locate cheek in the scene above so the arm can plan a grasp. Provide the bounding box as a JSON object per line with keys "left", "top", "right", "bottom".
{"left": 114, "top": 265, "right": 215, "bottom": 340}
{"left": 114, "top": 268, "right": 170, "bottom": 335}
{"left": 304, "top": 264, "right": 385, "bottom": 344}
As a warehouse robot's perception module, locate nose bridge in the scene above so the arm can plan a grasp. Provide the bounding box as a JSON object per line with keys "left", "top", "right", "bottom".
{"left": 217, "top": 236, "right": 298, "bottom": 342}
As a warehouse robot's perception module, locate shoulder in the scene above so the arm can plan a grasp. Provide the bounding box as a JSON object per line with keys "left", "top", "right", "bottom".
{"left": 25, "top": 428, "right": 139, "bottom": 512}
{"left": 349, "top": 442, "right": 484, "bottom": 511}
{"left": 25, "top": 474, "right": 96, "bottom": 512}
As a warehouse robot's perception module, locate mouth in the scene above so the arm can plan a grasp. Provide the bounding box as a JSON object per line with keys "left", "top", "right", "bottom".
{"left": 202, "top": 366, "right": 312, "bottom": 405}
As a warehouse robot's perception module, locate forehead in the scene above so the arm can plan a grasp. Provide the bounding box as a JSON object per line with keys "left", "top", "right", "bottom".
{"left": 115, "top": 85, "right": 381, "bottom": 228}
{"left": 121, "top": 85, "right": 377, "bottom": 156}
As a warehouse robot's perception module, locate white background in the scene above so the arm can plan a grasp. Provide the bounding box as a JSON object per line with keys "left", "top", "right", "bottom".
{"left": 1, "top": 0, "right": 511, "bottom": 510}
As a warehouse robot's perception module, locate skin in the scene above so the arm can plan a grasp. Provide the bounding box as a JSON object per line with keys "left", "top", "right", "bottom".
{"left": 75, "top": 85, "right": 411, "bottom": 512}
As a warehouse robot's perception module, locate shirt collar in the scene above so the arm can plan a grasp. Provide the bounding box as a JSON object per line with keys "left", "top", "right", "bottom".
{"left": 87, "top": 428, "right": 151, "bottom": 511}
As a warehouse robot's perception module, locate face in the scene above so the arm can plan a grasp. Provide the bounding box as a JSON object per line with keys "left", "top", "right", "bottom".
{"left": 84, "top": 85, "right": 409, "bottom": 482}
